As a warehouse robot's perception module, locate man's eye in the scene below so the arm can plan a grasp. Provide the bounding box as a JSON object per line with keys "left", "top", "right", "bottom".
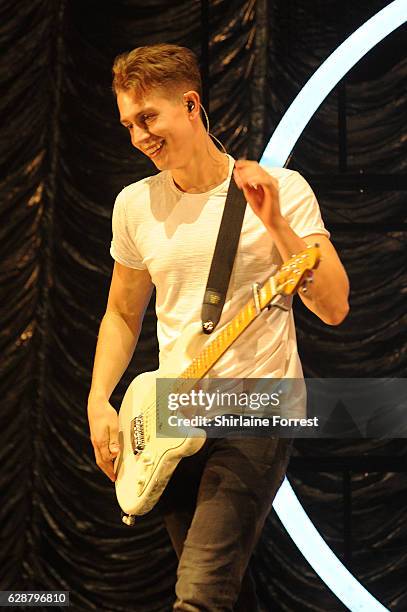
{"left": 143, "top": 114, "right": 155, "bottom": 123}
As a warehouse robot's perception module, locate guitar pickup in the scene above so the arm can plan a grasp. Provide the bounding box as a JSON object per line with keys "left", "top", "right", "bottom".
{"left": 131, "top": 415, "right": 145, "bottom": 454}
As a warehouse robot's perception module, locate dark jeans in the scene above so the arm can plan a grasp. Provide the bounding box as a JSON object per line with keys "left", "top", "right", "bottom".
{"left": 156, "top": 435, "right": 293, "bottom": 611}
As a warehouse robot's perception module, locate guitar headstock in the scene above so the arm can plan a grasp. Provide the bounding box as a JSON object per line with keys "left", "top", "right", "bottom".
{"left": 275, "top": 244, "right": 321, "bottom": 296}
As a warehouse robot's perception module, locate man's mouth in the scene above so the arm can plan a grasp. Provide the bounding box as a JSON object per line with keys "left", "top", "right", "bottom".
{"left": 146, "top": 139, "right": 165, "bottom": 158}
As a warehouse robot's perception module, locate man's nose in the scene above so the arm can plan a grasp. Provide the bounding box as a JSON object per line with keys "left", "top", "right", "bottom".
{"left": 131, "top": 125, "right": 150, "bottom": 149}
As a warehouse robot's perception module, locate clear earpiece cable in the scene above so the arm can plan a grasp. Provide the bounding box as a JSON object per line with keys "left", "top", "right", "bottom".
{"left": 200, "top": 103, "right": 228, "bottom": 154}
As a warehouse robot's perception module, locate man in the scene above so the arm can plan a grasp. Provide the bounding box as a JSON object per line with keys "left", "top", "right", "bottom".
{"left": 87, "top": 44, "right": 349, "bottom": 611}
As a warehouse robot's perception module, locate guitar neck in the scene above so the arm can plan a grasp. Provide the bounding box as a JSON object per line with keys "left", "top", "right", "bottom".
{"left": 180, "top": 276, "right": 278, "bottom": 381}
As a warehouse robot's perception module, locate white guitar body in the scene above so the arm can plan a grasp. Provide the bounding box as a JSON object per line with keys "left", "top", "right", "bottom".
{"left": 114, "top": 322, "right": 211, "bottom": 517}
{"left": 113, "top": 246, "right": 320, "bottom": 520}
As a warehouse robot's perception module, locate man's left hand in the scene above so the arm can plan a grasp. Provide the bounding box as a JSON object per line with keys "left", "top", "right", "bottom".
{"left": 233, "top": 160, "right": 283, "bottom": 231}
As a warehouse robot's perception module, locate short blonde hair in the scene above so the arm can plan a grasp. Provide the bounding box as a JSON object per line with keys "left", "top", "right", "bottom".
{"left": 112, "top": 44, "right": 202, "bottom": 100}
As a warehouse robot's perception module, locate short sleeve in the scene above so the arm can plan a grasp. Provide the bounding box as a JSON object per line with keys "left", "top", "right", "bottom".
{"left": 278, "top": 171, "right": 330, "bottom": 239}
{"left": 110, "top": 189, "right": 147, "bottom": 269}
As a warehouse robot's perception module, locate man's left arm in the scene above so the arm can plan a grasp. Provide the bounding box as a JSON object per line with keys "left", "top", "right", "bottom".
{"left": 233, "top": 160, "right": 349, "bottom": 326}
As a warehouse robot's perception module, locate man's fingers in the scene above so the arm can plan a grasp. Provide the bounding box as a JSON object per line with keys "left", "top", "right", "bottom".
{"left": 95, "top": 421, "right": 118, "bottom": 460}
{"left": 235, "top": 159, "right": 257, "bottom": 169}
{"left": 235, "top": 167, "right": 262, "bottom": 188}
{"left": 98, "top": 434, "right": 114, "bottom": 463}
{"left": 235, "top": 160, "right": 277, "bottom": 191}
{"left": 233, "top": 168, "right": 242, "bottom": 188}
{"left": 93, "top": 444, "right": 116, "bottom": 482}
{"left": 88, "top": 403, "right": 120, "bottom": 482}
{"left": 108, "top": 422, "right": 120, "bottom": 455}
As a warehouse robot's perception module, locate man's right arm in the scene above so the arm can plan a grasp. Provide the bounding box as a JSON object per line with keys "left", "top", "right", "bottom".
{"left": 87, "top": 261, "right": 154, "bottom": 482}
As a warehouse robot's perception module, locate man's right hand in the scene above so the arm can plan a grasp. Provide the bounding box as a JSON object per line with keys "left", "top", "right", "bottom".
{"left": 88, "top": 397, "right": 120, "bottom": 482}
{"left": 86, "top": 263, "right": 153, "bottom": 482}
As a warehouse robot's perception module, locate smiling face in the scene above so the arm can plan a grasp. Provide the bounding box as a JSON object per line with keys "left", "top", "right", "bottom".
{"left": 117, "top": 88, "right": 198, "bottom": 171}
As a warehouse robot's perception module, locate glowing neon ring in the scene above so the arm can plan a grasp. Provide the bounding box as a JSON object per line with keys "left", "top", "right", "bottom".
{"left": 265, "top": 2, "right": 406, "bottom": 610}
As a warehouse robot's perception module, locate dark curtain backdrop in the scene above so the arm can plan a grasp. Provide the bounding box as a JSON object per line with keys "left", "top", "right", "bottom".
{"left": 1, "top": 0, "right": 406, "bottom": 610}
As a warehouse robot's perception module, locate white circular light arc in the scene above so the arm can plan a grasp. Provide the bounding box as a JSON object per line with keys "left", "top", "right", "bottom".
{"left": 265, "top": 1, "right": 406, "bottom": 610}
{"left": 261, "top": 0, "right": 406, "bottom": 168}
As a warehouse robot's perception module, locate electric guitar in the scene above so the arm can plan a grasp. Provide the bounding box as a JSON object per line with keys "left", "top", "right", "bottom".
{"left": 114, "top": 245, "right": 320, "bottom": 523}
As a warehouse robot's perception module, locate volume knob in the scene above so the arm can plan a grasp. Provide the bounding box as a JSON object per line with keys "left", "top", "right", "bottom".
{"left": 142, "top": 452, "right": 153, "bottom": 465}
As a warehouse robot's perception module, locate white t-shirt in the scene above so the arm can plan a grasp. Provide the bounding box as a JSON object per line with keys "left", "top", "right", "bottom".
{"left": 110, "top": 155, "right": 329, "bottom": 380}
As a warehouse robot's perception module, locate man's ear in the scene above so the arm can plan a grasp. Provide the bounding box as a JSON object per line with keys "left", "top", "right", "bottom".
{"left": 182, "top": 91, "right": 200, "bottom": 118}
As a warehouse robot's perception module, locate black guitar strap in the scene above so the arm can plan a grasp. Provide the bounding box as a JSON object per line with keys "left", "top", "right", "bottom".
{"left": 201, "top": 169, "right": 247, "bottom": 334}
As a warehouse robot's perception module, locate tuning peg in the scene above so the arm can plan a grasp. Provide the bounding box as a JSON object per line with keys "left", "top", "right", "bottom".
{"left": 300, "top": 272, "right": 313, "bottom": 293}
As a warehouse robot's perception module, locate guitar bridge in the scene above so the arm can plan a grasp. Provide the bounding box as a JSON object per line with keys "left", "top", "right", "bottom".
{"left": 131, "top": 415, "right": 145, "bottom": 454}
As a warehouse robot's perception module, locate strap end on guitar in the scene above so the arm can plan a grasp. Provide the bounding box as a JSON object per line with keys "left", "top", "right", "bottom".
{"left": 121, "top": 511, "right": 136, "bottom": 526}
{"left": 202, "top": 289, "right": 224, "bottom": 334}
